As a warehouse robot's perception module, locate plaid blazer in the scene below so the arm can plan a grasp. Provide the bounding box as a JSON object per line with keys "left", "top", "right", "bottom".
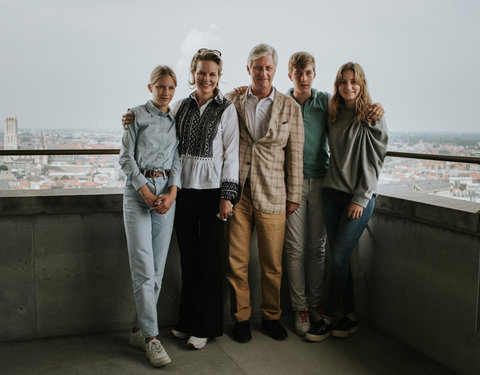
{"left": 225, "top": 88, "right": 304, "bottom": 214}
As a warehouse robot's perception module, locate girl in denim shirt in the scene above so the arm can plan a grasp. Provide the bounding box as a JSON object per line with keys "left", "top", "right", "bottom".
{"left": 119, "top": 66, "right": 181, "bottom": 367}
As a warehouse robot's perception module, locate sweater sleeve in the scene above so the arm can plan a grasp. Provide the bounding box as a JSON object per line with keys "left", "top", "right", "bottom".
{"left": 352, "top": 117, "right": 388, "bottom": 207}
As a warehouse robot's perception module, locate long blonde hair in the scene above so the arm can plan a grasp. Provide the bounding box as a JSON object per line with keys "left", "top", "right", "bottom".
{"left": 328, "top": 62, "right": 372, "bottom": 124}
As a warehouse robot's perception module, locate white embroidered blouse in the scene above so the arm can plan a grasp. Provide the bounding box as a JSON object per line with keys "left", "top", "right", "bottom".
{"left": 172, "top": 90, "right": 240, "bottom": 201}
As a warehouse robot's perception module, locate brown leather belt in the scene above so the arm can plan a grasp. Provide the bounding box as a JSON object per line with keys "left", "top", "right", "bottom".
{"left": 142, "top": 169, "right": 170, "bottom": 178}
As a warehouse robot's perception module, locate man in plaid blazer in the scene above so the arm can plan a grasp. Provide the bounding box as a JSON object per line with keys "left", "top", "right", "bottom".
{"left": 225, "top": 44, "right": 304, "bottom": 343}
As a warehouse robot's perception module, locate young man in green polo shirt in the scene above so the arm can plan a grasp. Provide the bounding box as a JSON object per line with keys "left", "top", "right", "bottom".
{"left": 284, "top": 52, "right": 330, "bottom": 336}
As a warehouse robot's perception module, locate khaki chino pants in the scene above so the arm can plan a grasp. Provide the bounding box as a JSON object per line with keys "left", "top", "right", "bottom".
{"left": 227, "top": 184, "right": 286, "bottom": 322}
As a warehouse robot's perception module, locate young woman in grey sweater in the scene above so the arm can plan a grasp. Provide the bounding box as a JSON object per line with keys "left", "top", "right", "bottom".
{"left": 306, "top": 62, "right": 388, "bottom": 342}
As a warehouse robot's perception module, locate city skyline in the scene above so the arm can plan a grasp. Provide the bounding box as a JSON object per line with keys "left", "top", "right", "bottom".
{"left": 1, "top": 0, "right": 479, "bottom": 133}
{"left": 2, "top": 126, "right": 478, "bottom": 203}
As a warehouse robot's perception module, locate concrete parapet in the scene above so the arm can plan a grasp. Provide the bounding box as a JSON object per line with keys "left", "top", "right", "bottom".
{"left": 354, "top": 189, "right": 480, "bottom": 375}
{"left": 0, "top": 189, "right": 135, "bottom": 340}
{"left": 2, "top": 188, "right": 479, "bottom": 373}
{"left": 0, "top": 189, "right": 286, "bottom": 342}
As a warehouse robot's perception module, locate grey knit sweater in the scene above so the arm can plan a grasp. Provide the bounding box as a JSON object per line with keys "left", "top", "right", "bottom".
{"left": 322, "top": 108, "right": 388, "bottom": 207}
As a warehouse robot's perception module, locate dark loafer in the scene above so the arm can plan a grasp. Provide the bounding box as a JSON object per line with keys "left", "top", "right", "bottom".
{"left": 261, "top": 319, "right": 288, "bottom": 341}
{"left": 233, "top": 320, "right": 252, "bottom": 343}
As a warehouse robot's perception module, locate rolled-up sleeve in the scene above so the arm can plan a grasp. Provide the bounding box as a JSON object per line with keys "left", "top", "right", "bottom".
{"left": 119, "top": 109, "right": 148, "bottom": 191}
{"left": 168, "top": 145, "right": 182, "bottom": 189}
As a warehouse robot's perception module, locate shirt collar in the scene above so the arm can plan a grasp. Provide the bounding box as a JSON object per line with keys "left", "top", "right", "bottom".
{"left": 146, "top": 100, "right": 174, "bottom": 120}
{"left": 248, "top": 86, "right": 275, "bottom": 101}
{"left": 189, "top": 90, "right": 225, "bottom": 106}
{"left": 286, "top": 87, "right": 318, "bottom": 102}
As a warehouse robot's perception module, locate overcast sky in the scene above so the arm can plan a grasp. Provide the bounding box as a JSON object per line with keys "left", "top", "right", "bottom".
{"left": 1, "top": 0, "right": 479, "bottom": 132}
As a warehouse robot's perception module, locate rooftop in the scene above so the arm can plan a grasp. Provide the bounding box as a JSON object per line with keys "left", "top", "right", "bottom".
{"left": 1, "top": 325, "right": 451, "bottom": 375}
{"left": 1, "top": 188, "right": 479, "bottom": 374}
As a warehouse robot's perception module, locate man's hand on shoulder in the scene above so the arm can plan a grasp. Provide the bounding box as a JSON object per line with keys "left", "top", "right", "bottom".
{"left": 234, "top": 86, "right": 248, "bottom": 95}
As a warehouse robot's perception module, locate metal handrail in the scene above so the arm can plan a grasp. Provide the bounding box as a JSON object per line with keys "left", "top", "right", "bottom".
{"left": 0, "top": 149, "right": 479, "bottom": 164}
{"left": 0, "top": 149, "right": 119, "bottom": 156}
{"left": 386, "top": 151, "right": 480, "bottom": 165}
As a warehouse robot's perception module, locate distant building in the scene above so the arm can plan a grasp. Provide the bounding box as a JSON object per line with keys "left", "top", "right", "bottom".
{"left": 4, "top": 116, "right": 18, "bottom": 150}
{"left": 3, "top": 116, "right": 19, "bottom": 162}
{"left": 34, "top": 131, "right": 48, "bottom": 165}
{"left": 0, "top": 178, "right": 9, "bottom": 190}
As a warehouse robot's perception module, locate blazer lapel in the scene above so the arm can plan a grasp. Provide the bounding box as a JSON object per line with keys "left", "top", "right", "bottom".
{"left": 239, "top": 90, "right": 254, "bottom": 140}
{"left": 266, "top": 89, "right": 282, "bottom": 133}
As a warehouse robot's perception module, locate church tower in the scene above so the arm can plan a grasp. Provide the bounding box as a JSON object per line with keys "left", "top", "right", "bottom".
{"left": 4, "top": 116, "right": 18, "bottom": 150}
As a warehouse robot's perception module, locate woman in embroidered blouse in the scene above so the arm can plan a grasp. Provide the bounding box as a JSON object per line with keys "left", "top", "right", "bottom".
{"left": 305, "top": 62, "right": 388, "bottom": 343}
{"left": 123, "top": 49, "right": 239, "bottom": 350}
{"left": 172, "top": 49, "right": 239, "bottom": 350}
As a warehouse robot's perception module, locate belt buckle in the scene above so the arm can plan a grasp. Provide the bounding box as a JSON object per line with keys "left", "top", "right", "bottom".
{"left": 152, "top": 170, "right": 162, "bottom": 178}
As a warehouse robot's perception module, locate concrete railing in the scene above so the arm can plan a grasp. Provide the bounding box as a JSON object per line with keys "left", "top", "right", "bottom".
{"left": 1, "top": 189, "right": 480, "bottom": 374}
{"left": 0, "top": 189, "right": 136, "bottom": 340}
{"left": 353, "top": 188, "right": 480, "bottom": 375}
{"left": 0, "top": 189, "right": 289, "bottom": 342}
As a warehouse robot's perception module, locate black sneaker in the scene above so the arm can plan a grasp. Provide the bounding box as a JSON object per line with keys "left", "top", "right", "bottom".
{"left": 233, "top": 320, "right": 252, "bottom": 343}
{"left": 261, "top": 319, "right": 288, "bottom": 341}
{"left": 332, "top": 317, "right": 358, "bottom": 338}
{"left": 305, "top": 319, "right": 331, "bottom": 342}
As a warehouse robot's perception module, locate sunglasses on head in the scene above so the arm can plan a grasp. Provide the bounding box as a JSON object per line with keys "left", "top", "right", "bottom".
{"left": 197, "top": 48, "right": 222, "bottom": 56}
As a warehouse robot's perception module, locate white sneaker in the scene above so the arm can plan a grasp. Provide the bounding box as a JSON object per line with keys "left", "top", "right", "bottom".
{"left": 145, "top": 339, "right": 171, "bottom": 367}
{"left": 128, "top": 328, "right": 146, "bottom": 351}
{"left": 187, "top": 336, "right": 208, "bottom": 350}
{"left": 171, "top": 328, "right": 189, "bottom": 339}
{"left": 294, "top": 309, "right": 310, "bottom": 336}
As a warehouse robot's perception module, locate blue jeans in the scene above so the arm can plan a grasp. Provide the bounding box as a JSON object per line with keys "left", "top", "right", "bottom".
{"left": 323, "top": 188, "right": 375, "bottom": 317}
{"left": 123, "top": 177, "right": 175, "bottom": 338}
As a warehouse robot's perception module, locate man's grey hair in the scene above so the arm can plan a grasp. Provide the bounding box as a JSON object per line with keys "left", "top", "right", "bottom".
{"left": 247, "top": 43, "right": 278, "bottom": 67}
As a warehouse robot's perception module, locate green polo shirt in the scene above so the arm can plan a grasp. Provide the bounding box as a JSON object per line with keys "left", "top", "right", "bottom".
{"left": 286, "top": 88, "right": 330, "bottom": 178}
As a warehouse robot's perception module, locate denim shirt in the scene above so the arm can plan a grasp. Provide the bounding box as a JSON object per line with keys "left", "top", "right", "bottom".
{"left": 119, "top": 100, "right": 182, "bottom": 191}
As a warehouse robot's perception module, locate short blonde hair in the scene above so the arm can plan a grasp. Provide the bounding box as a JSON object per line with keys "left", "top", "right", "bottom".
{"left": 247, "top": 43, "right": 278, "bottom": 67}
{"left": 150, "top": 65, "right": 177, "bottom": 87}
{"left": 288, "top": 52, "right": 316, "bottom": 74}
{"left": 188, "top": 49, "right": 223, "bottom": 89}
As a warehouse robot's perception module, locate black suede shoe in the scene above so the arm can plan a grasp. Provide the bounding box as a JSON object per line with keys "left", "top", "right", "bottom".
{"left": 233, "top": 321, "right": 252, "bottom": 343}
{"left": 261, "top": 319, "right": 288, "bottom": 341}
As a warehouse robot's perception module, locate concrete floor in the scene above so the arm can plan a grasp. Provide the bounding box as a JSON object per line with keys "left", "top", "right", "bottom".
{"left": 1, "top": 320, "right": 452, "bottom": 375}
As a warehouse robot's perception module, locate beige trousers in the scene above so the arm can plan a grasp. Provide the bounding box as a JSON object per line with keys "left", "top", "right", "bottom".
{"left": 227, "top": 184, "right": 286, "bottom": 322}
